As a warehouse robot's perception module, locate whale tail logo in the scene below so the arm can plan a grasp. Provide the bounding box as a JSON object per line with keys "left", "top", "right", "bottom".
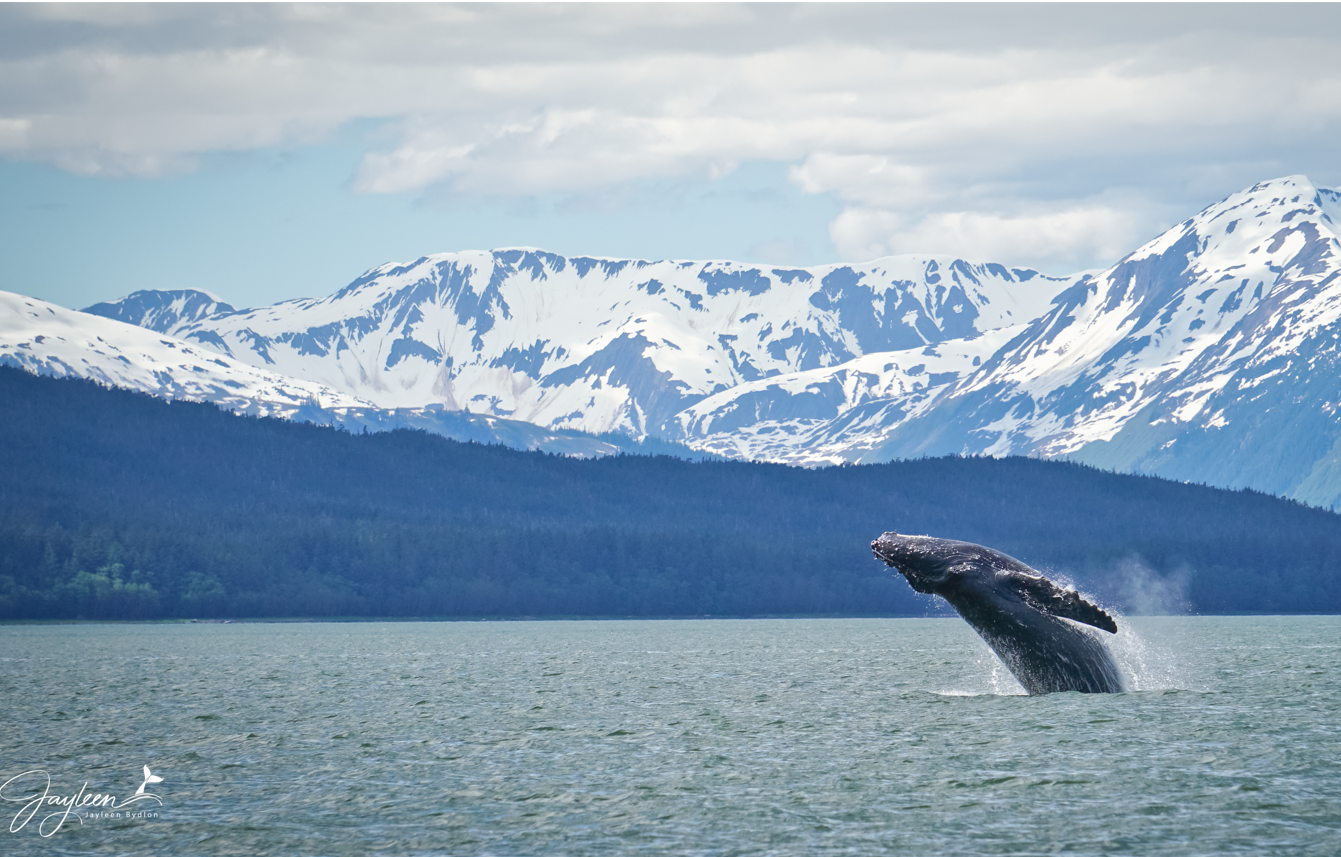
{"left": 136, "top": 765, "right": 163, "bottom": 796}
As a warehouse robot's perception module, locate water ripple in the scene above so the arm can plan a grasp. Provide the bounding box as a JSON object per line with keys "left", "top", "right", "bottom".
{"left": 2, "top": 616, "right": 1338, "bottom": 855}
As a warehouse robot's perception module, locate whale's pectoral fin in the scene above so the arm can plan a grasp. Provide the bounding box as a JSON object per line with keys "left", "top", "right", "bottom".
{"left": 1009, "top": 573, "right": 1118, "bottom": 633}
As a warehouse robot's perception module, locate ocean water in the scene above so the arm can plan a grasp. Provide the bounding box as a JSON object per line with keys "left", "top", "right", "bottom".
{"left": 1, "top": 616, "right": 1338, "bottom": 856}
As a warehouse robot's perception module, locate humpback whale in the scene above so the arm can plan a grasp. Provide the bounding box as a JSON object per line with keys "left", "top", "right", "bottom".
{"left": 872, "top": 532, "right": 1125, "bottom": 694}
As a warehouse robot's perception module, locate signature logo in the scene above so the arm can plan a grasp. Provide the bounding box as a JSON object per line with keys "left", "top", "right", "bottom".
{"left": 136, "top": 766, "right": 163, "bottom": 796}
{"left": 2, "top": 766, "right": 164, "bottom": 837}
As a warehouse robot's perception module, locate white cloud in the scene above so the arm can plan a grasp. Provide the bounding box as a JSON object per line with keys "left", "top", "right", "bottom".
{"left": 0, "top": 117, "right": 29, "bottom": 150}
{"left": 1, "top": 4, "right": 1339, "bottom": 269}
{"left": 830, "top": 204, "right": 1151, "bottom": 273}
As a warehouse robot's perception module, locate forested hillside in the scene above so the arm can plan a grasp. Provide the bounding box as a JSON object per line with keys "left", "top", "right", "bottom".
{"left": 2, "top": 366, "right": 1339, "bottom": 620}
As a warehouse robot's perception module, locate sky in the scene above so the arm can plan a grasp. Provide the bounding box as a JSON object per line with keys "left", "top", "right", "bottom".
{"left": 2, "top": 3, "right": 1339, "bottom": 311}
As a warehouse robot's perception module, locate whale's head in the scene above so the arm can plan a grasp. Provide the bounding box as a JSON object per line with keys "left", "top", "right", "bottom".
{"left": 871, "top": 532, "right": 963, "bottom": 594}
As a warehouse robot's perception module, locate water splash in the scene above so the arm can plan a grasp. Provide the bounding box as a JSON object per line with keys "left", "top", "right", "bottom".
{"left": 1078, "top": 579, "right": 1200, "bottom": 693}
{"left": 935, "top": 643, "right": 1027, "bottom": 697}
{"left": 1108, "top": 613, "right": 1204, "bottom": 692}
{"left": 941, "top": 604, "right": 1197, "bottom": 695}
{"left": 984, "top": 653, "right": 1026, "bottom": 695}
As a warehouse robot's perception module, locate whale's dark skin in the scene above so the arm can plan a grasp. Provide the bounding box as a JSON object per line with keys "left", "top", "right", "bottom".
{"left": 872, "top": 532, "right": 1125, "bottom": 694}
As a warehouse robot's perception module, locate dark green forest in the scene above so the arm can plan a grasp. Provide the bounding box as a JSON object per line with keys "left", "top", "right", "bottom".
{"left": 2, "top": 366, "right": 1339, "bottom": 620}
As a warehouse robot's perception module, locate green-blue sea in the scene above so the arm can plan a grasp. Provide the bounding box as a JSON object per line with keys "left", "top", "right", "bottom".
{"left": 2, "top": 616, "right": 1339, "bottom": 855}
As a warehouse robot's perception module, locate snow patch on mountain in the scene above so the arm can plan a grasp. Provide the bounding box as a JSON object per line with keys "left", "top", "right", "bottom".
{"left": 678, "top": 323, "right": 1026, "bottom": 464}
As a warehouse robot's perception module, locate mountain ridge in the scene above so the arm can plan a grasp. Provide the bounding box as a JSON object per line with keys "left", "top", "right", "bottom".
{"left": 6, "top": 174, "right": 1340, "bottom": 506}
{"left": 0, "top": 288, "right": 714, "bottom": 459}
{"left": 84, "top": 250, "right": 1074, "bottom": 438}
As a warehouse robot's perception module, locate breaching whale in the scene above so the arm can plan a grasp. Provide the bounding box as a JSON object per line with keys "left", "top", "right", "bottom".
{"left": 872, "top": 532, "right": 1125, "bottom": 694}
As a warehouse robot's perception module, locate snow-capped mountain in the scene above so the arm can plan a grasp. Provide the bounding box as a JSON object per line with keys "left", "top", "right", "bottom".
{"left": 867, "top": 176, "right": 1341, "bottom": 506}
{"left": 83, "top": 255, "right": 1075, "bottom": 439}
{"left": 0, "top": 289, "right": 373, "bottom": 417}
{"left": 10, "top": 174, "right": 1341, "bottom": 506}
{"left": 0, "top": 289, "right": 665, "bottom": 458}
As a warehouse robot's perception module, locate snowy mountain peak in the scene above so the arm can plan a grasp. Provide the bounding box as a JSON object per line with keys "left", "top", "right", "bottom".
{"left": 861, "top": 175, "right": 1341, "bottom": 505}
{"left": 1134, "top": 174, "right": 1339, "bottom": 265}
{"left": 83, "top": 248, "right": 1078, "bottom": 437}
{"left": 86, "top": 288, "right": 238, "bottom": 330}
